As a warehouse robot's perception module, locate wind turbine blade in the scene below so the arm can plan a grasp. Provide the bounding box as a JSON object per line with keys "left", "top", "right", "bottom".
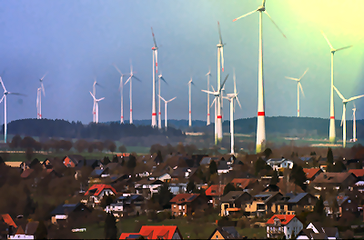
{"left": 133, "top": 76, "right": 142, "bottom": 82}
{"left": 336, "top": 45, "right": 353, "bottom": 52}
{"left": 167, "top": 97, "right": 177, "bottom": 103}
{"left": 89, "top": 91, "right": 96, "bottom": 100}
{"left": 97, "top": 97, "right": 105, "bottom": 101}
{"left": 285, "top": 77, "right": 299, "bottom": 81}
{"left": 264, "top": 11, "right": 286, "bottom": 38}
{"left": 333, "top": 85, "right": 345, "bottom": 101}
{"left": 124, "top": 76, "right": 132, "bottom": 85}
{"left": 158, "top": 94, "right": 166, "bottom": 102}
{"left": 159, "top": 75, "right": 168, "bottom": 85}
{"left": 210, "top": 98, "right": 216, "bottom": 109}
{"left": 41, "top": 82, "right": 45, "bottom": 96}
{"left": 299, "top": 83, "right": 305, "bottom": 98}
{"left": 113, "top": 64, "right": 123, "bottom": 75}
{"left": 219, "top": 74, "right": 229, "bottom": 92}
{"left": 40, "top": 72, "right": 48, "bottom": 81}
{"left": 211, "top": 85, "right": 216, "bottom": 92}
{"left": 8, "top": 92, "right": 26, "bottom": 96}
{"left": 201, "top": 90, "right": 215, "bottom": 95}
{"left": 347, "top": 94, "right": 364, "bottom": 102}
{"left": 320, "top": 30, "right": 333, "bottom": 49}
{"left": 151, "top": 27, "right": 157, "bottom": 47}
{"left": 236, "top": 96, "right": 242, "bottom": 109}
{"left": 0, "top": 77, "right": 7, "bottom": 92}
{"left": 217, "top": 21, "right": 223, "bottom": 44}
{"left": 221, "top": 47, "right": 225, "bottom": 72}
{"left": 233, "top": 9, "right": 258, "bottom": 22}
{"left": 233, "top": 68, "right": 237, "bottom": 94}
{"left": 299, "top": 68, "right": 309, "bottom": 80}
{"left": 0, "top": 95, "right": 4, "bottom": 103}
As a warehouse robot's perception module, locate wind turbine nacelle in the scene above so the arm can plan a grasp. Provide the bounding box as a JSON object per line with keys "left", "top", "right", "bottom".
{"left": 216, "top": 44, "right": 223, "bottom": 48}
{"left": 257, "top": 6, "right": 265, "bottom": 11}
{"left": 152, "top": 47, "right": 157, "bottom": 50}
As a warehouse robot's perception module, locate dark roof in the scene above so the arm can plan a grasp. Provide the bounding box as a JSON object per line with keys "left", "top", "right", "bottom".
{"left": 208, "top": 226, "right": 240, "bottom": 239}
{"left": 75, "top": 159, "right": 102, "bottom": 169}
{"left": 322, "top": 227, "right": 338, "bottom": 237}
{"left": 90, "top": 167, "right": 106, "bottom": 178}
{"left": 220, "top": 191, "right": 249, "bottom": 203}
{"left": 170, "top": 193, "right": 200, "bottom": 204}
{"left": 50, "top": 202, "right": 89, "bottom": 216}
{"left": 311, "top": 233, "right": 328, "bottom": 239}
{"left": 66, "top": 155, "right": 84, "bottom": 164}
{"left": 312, "top": 172, "right": 356, "bottom": 184}
{"left": 25, "top": 221, "right": 39, "bottom": 235}
{"left": 287, "top": 193, "right": 309, "bottom": 203}
{"left": 218, "top": 160, "right": 230, "bottom": 170}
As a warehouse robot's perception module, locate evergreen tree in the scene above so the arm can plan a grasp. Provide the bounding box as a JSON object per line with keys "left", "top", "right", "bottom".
{"left": 209, "top": 160, "right": 218, "bottom": 175}
{"left": 156, "top": 183, "right": 173, "bottom": 208}
{"left": 127, "top": 154, "right": 137, "bottom": 170}
{"left": 223, "top": 183, "right": 236, "bottom": 195}
{"left": 314, "top": 197, "right": 324, "bottom": 216}
{"left": 103, "top": 156, "right": 110, "bottom": 165}
{"left": 264, "top": 148, "right": 273, "bottom": 159}
{"left": 327, "top": 148, "right": 334, "bottom": 164}
{"left": 254, "top": 157, "right": 269, "bottom": 176}
{"left": 186, "top": 180, "right": 196, "bottom": 193}
{"left": 104, "top": 212, "right": 118, "bottom": 239}
{"left": 35, "top": 220, "right": 48, "bottom": 239}
{"left": 289, "top": 164, "right": 307, "bottom": 190}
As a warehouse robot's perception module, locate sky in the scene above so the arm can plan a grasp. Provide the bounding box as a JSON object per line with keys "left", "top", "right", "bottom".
{"left": 0, "top": 0, "right": 363, "bottom": 124}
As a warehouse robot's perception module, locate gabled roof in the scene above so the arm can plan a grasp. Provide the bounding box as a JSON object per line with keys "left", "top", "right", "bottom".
{"left": 170, "top": 193, "right": 200, "bottom": 204}
{"left": 254, "top": 192, "right": 282, "bottom": 203}
{"left": 276, "top": 181, "right": 304, "bottom": 194}
{"left": 217, "top": 160, "right": 229, "bottom": 170}
{"left": 208, "top": 226, "right": 240, "bottom": 239}
{"left": 138, "top": 225, "right": 179, "bottom": 239}
{"left": 85, "top": 184, "right": 117, "bottom": 196}
{"left": 205, "top": 184, "right": 225, "bottom": 196}
{"left": 230, "top": 178, "right": 257, "bottom": 189}
{"left": 0, "top": 214, "right": 17, "bottom": 228}
{"left": 287, "top": 193, "right": 311, "bottom": 204}
{"left": 220, "top": 191, "right": 250, "bottom": 203}
{"left": 119, "top": 233, "right": 141, "bottom": 239}
{"left": 336, "top": 195, "right": 350, "bottom": 206}
{"left": 312, "top": 172, "right": 356, "bottom": 184}
{"left": 266, "top": 214, "right": 297, "bottom": 225}
{"left": 25, "top": 221, "right": 39, "bottom": 235}
{"left": 303, "top": 168, "right": 322, "bottom": 179}
{"left": 90, "top": 167, "right": 107, "bottom": 178}
{"left": 64, "top": 155, "right": 84, "bottom": 164}
{"left": 348, "top": 169, "right": 364, "bottom": 178}
{"left": 50, "top": 202, "right": 90, "bottom": 216}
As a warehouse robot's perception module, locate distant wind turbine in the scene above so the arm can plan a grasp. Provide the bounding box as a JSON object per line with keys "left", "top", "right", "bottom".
{"left": 0, "top": 77, "right": 25, "bottom": 143}
{"left": 205, "top": 67, "right": 212, "bottom": 126}
{"left": 124, "top": 61, "right": 141, "bottom": 124}
{"left": 333, "top": 85, "right": 364, "bottom": 148}
{"left": 188, "top": 78, "right": 194, "bottom": 127}
{"left": 92, "top": 78, "right": 102, "bottom": 123}
{"left": 89, "top": 91, "right": 104, "bottom": 124}
{"left": 233, "top": 0, "right": 286, "bottom": 153}
{"left": 159, "top": 95, "right": 176, "bottom": 129}
{"left": 113, "top": 64, "right": 128, "bottom": 124}
{"left": 36, "top": 73, "right": 47, "bottom": 119}
{"left": 285, "top": 68, "right": 308, "bottom": 117}
{"left": 321, "top": 30, "right": 353, "bottom": 143}
{"left": 158, "top": 71, "right": 167, "bottom": 129}
{"left": 352, "top": 104, "right": 357, "bottom": 142}
{"left": 151, "top": 27, "right": 158, "bottom": 128}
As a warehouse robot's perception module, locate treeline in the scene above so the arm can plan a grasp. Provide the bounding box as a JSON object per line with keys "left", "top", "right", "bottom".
{"left": 4, "top": 119, "right": 184, "bottom": 140}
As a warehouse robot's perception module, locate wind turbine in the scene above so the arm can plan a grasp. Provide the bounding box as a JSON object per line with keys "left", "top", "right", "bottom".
{"left": 188, "top": 78, "right": 194, "bottom": 127}
{"left": 205, "top": 67, "right": 212, "bottom": 126}
{"left": 224, "top": 70, "right": 242, "bottom": 155}
{"left": 333, "top": 85, "right": 364, "bottom": 148}
{"left": 321, "top": 30, "right": 353, "bottom": 143}
{"left": 352, "top": 104, "right": 357, "bottom": 142}
{"left": 215, "top": 21, "right": 225, "bottom": 144}
{"left": 233, "top": 0, "right": 286, "bottom": 153}
{"left": 159, "top": 95, "right": 176, "bottom": 129}
{"left": 89, "top": 92, "right": 104, "bottom": 124}
{"left": 151, "top": 27, "right": 158, "bottom": 128}
{"left": 92, "top": 78, "right": 102, "bottom": 123}
{"left": 113, "top": 64, "right": 128, "bottom": 124}
{"left": 202, "top": 74, "right": 230, "bottom": 144}
{"left": 124, "top": 61, "right": 141, "bottom": 124}
{"left": 36, "top": 73, "right": 47, "bottom": 119}
{"left": 285, "top": 68, "right": 308, "bottom": 117}
{"left": 158, "top": 71, "right": 167, "bottom": 129}
{"left": 0, "top": 77, "right": 25, "bottom": 143}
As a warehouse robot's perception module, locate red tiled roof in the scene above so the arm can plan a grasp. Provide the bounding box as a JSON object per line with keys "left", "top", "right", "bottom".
{"left": 119, "top": 233, "right": 140, "bottom": 239}
{"left": 348, "top": 169, "right": 364, "bottom": 178}
{"left": 85, "top": 184, "right": 117, "bottom": 196}
{"left": 205, "top": 184, "right": 225, "bottom": 196}
{"left": 303, "top": 168, "right": 322, "bottom": 179}
{"left": 230, "top": 178, "right": 257, "bottom": 189}
{"left": 266, "top": 214, "right": 296, "bottom": 225}
{"left": 170, "top": 193, "right": 200, "bottom": 204}
{"left": 139, "top": 226, "right": 178, "bottom": 239}
{"left": 1, "top": 214, "right": 17, "bottom": 228}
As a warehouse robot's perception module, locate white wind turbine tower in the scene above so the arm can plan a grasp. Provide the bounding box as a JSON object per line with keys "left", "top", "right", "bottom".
{"left": 0, "top": 77, "right": 25, "bottom": 143}
{"left": 205, "top": 67, "right": 212, "bottom": 126}
{"left": 36, "top": 73, "right": 47, "bottom": 119}
{"left": 159, "top": 95, "right": 176, "bottom": 129}
{"left": 233, "top": 0, "right": 286, "bottom": 153}
{"left": 188, "top": 78, "right": 194, "bottom": 127}
{"left": 89, "top": 92, "right": 104, "bottom": 124}
{"left": 92, "top": 78, "right": 101, "bottom": 123}
{"left": 202, "top": 74, "right": 230, "bottom": 144}
{"left": 321, "top": 31, "right": 352, "bottom": 143}
{"left": 216, "top": 21, "right": 225, "bottom": 144}
{"left": 224, "top": 70, "right": 242, "bottom": 155}
{"left": 285, "top": 68, "right": 308, "bottom": 117}
{"left": 151, "top": 27, "right": 159, "bottom": 128}
{"left": 352, "top": 104, "right": 357, "bottom": 142}
{"left": 158, "top": 72, "right": 168, "bottom": 129}
{"left": 333, "top": 85, "right": 364, "bottom": 148}
{"left": 113, "top": 64, "right": 128, "bottom": 124}
{"left": 125, "top": 62, "right": 141, "bottom": 124}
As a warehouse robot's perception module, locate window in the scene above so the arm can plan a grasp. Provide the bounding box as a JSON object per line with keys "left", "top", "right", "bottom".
{"left": 179, "top": 205, "right": 182, "bottom": 210}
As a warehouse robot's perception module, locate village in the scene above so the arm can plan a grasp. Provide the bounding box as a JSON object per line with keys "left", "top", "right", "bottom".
{"left": 0, "top": 142, "right": 364, "bottom": 239}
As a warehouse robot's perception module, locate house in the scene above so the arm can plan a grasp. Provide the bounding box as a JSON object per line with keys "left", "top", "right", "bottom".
{"left": 200, "top": 157, "right": 219, "bottom": 166}
{"left": 170, "top": 167, "right": 198, "bottom": 181}
{"left": 63, "top": 155, "right": 84, "bottom": 167}
{"left": 170, "top": 193, "right": 206, "bottom": 216}
{"left": 208, "top": 226, "right": 240, "bottom": 239}
{"left": 8, "top": 221, "right": 39, "bottom": 240}
{"left": 303, "top": 168, "right": 323, "bottom": 184}
{"left": 230, "top": 178, "right": 258, "bottom": 191}
{"left": 276, "top": 193, "right": 317, "bottom": 215}
{"left": 245, "top": 192, "right": 283, "bottom": 217}
{"left": 348, "top": 169, "right": 364, "bottom": 180}
{"left": 311, "top": 172, "right": 357, "bottom": 191}
{"left": 266, "top": 158, "right": 294, "bottom": 171}
{"left": 296, "top": 222, "right": 339, "bottom": 240}
{"left": 324, "top": 194, "right": 358, "bottom": 218}
{"left": 119, "top": 225, "right": 183, "bottom": 239}
{"left": 0, "top": 214, "right": 17, "bottom": 238}
{"left": 50, "top": 202, "right": 91, "bottom": 224}
{"left": 84, "top": 184, "right": 117, "bottom": 206}
{"left": 220, "top": 191, "right": 251, "bottom": 216}
{"left": 266, "top": 214, "right": 303, "bottom": 239}
{"left": 205, "top": 184, "right": 225, "bottom": 207}
{"left": 134, "top": 179, "right": 164, "bottom": 197}
{"left": 217, "top": 160, "right": 231, "bottom": 174}
{"left": 75, "top": 159, "right": 103, "bottom": 170}
{"left": 105, "top": 194, "right": 145, "bottom": 218}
